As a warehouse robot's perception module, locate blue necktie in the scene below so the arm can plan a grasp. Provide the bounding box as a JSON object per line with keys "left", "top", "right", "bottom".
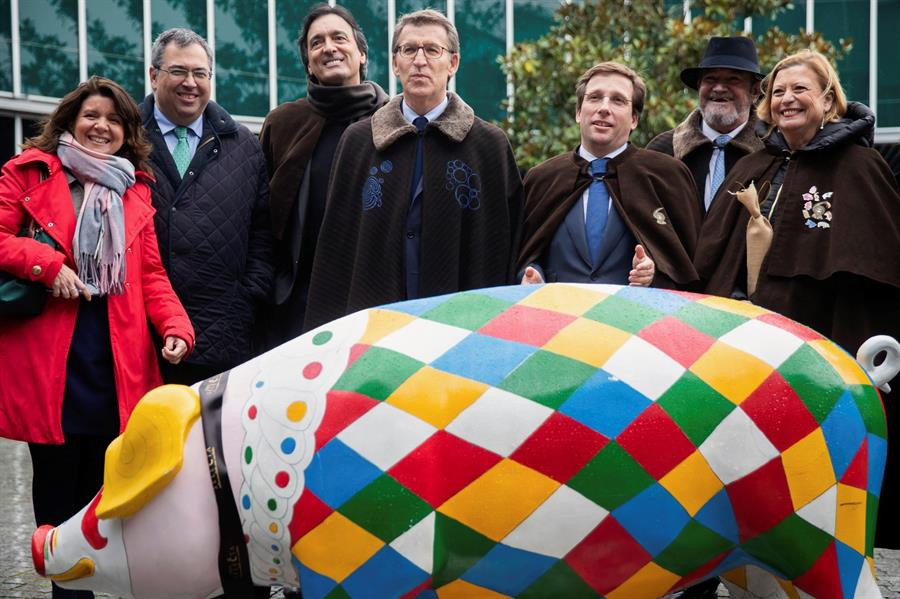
{"left": 585, "top": 158, "right": 610, "bottom": 264}
{"left": 708, "top": 134, "right": 730, "bottom": 210}
{"left": 409, "top": 116, "right": 428, "bottom": 205}
{"left": 172, "top": 125, "right": 191, "bottom": 177}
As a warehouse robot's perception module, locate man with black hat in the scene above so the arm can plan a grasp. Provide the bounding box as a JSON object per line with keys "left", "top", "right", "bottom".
{"left": 647, "top": 36, "right": 764, "bottom": 216}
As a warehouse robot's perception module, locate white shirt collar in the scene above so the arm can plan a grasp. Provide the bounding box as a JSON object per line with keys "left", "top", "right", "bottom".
{"left": 578, "top": 141, "right": 629, "bottom": 163}
{"left": 154, "top": 103, "right": 203, "bottom": 138}
{"left": 401, "top": 96, "right": 450, "bottom": 124}
{"left": 701, "top": 118, "right": 747, "bottom": 143}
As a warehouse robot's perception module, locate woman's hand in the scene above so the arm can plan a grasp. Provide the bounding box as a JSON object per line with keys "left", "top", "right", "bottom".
{"left": 161, "top": 336, "right": 189, "bottom": 364}
{"left": 521, "top": 266, "right": 545, "bottom": 285}
{"left": 51, "top": 264, "right": 92, "bottom": 301}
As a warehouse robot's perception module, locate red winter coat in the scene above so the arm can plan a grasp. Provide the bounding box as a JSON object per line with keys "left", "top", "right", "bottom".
{"left": 0, "top": 148, "right": 195, "bottom": 444}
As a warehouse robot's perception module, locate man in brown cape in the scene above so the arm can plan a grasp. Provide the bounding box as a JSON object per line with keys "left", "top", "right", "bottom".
{"left": 259, "top": 4, "right": 387, "bottom": 346}
{"left": 518, "top": 62, "right": 700, "bottom": 289}
{"left": 303, "top": 10, "right": 522, "bottom": 330}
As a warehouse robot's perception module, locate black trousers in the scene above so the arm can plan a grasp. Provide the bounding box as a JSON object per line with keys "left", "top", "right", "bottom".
{"left": 29, "top": 433, "right": 115, "bottom": 599}
{"left": 158, "top": 360, "right": 227, "bottom": 387}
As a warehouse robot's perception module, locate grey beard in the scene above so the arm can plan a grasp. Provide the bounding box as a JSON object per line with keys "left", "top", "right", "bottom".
{"left": 701, "top": 103, "right": 748, "bottom": 132}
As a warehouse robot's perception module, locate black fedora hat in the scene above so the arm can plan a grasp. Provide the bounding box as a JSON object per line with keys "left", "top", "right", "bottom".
{"left": 680, "top": 36, "right": 763, "bottom": 90}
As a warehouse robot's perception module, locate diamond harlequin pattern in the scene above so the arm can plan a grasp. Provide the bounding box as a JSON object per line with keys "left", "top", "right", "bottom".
{"left": 266, "top": 284, "right": 887, "bottom": 598}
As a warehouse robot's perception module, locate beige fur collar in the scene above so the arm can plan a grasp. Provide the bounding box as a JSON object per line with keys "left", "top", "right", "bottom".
{"left": 371, "top": 93, "right": 475, "bottom": 151}
{"left": 672, "top": 108, "right": 763, "bottom": 160}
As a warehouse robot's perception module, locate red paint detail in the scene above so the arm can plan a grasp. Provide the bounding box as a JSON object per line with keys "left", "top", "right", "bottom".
{"left": 564, "top": 516, "right": 652, "bottom": 595}
{"left": 726, "top": 457, "right": 794, "bottom": 542}
{"left": 289, "top": 488, "right": 334, "bottom": 545}
{"left": 793, "top": 541, "right": 843, "bottom": 599}
{"left": 617, "top": 403, "right": 696, "bottom": 479}
{"left": 672, "top": 551, "right": 729, "bottom": 592}
{"left": 346, "top": 343, "right": 371, "bottom": 368}
{"left": 303, "top": 361, "right": 323, "bottom": 380}
{"left": 82, "top": 490, "right": 108, "bottom": 550}
{"left": 757, "top": 313, "right": 825, "bottom": 342}
{"left": 275, "top": 471, "right": 290, "bottom": 488}
{"left": 248, "top": 405, "right": 257, "bottom": 420}
{"left": 31, "top": 524, "right": 53, "bottom": 576}
{"left": 399, "top": 577, "right": 433, "bottom": 599}
{"left": 841, "top": 437, "right": 869, "bottom": 489}
{"left": 316, "top": 391, "right": 379, "bottom": 451}
{"left": 389, "top": 430, "right": 502, "bottom": 508}
{"left": 637, "top": 315, "right": 717, "bottom": 368}
{"left": 741, "top": 371, "right": 819, "bottom": 451}
{"left": 510, "top": 411, "right": 608, "bottom": 483}
{"left": 666, "top": 289, "right": 707, "bottom": 301}
{"left": 477, "top": 304, "right": 577, "bottom": 347}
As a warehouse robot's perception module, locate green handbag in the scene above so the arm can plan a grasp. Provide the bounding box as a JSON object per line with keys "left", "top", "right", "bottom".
{"left": 0, "top": 225, "right": 57, "bottom": 317}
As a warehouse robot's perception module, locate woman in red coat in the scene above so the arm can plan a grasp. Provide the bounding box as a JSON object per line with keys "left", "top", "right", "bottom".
{"left": 0, "top": 76, "right": 194, "bottom": 599}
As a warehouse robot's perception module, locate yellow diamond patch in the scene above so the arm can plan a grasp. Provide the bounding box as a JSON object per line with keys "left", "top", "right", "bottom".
{"left": 518, "top": 283, "right": 607, "bottom": 316}
{"left": 782, "top": 429, "right": 836, "bottom": 511}
{"left": 359, "top": 309, "right": 416, "bottom": 346}
{"left": 544, "top": 318, "right": 631, "bottom": 368}
{"left": 387, "top": 366, "right": 487, "bottom": 429}
{"left": 660, "top": 451, "right": 723, "bottom": 516}
{"left": 292, "top": 512, "right": 384, "bottom": 582}
{"left": 439, "top": 459, "right": 559, "bottom": 541}
{"left": 690, "top": 342, "right": 773, "bottom": 404}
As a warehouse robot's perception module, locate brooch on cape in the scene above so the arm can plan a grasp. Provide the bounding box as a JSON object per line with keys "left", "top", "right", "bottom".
{"left": 361, "top": 160, "right": 393, "bottom": 211}
{"left": 801, "top": 186, "right": 832, "bottom": 229}
{"left": 652, "top": 207, "right": 668, "bottom": 225}
{"left": 445, "top": 159, "right": 481, "bottom": 210}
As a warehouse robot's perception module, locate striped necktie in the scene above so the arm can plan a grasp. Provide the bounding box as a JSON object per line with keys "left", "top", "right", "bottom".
{"left": 708, "top": 134, "right": 730, "bottom": 210}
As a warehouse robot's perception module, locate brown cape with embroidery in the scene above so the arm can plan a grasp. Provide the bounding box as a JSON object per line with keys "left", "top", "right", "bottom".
{"left": 304, "top": 93, "right": 523, "bottom": 330}
{"left": 517, "top": 145, "right": 701, "bottom": 288}
{"left": 695, "top": 107, "right": 900, "bottom": 357}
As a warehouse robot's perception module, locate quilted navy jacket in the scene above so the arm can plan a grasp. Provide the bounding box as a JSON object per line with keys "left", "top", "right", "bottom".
{"left": 139, "top": 95, "right": 273, "bottom": 368}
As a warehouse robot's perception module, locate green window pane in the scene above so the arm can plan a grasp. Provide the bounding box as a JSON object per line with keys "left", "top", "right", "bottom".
{"left": 397, "top": 0, "right": 446, "bottom": 16}
{"left": 456, "top": 0, "right": 507, "bottom": 121}
{"left": 87, "top": 0, "right": 144, "bottom": 102}
{"left": 0, "top": 0, "right": 10, "bottom": 92}
{"left": 753, "top": 0, "right": 806, "bottom": 48}
{"left": 513, "top": 0, "right": 559, "bottom": 44}
{"left": 878, "top": 0, "right": 900, "bottom": 126}
{"left": 341, "top": 0, "right": 389, "bottom": 90}
{"left": 151, "top": 0, "right": 206, "bottom": 40}
{"left": 815, "top": 0, "right": 869, "bottom": 105}
{"left": 215, "top": 1, "right": 269, "bottom": 117}
{"left": 275, "top": 0, "right": 316, "bottom": 104}
{"left": 21, "top": 0, "right": 78, "bottom": 97}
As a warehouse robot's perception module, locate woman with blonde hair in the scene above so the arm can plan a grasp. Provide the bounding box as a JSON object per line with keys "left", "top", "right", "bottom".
{"left": 0, "top": 76, "right": 194, "bottom": 598}
{"left": 695, "top": 49, "right": 900, "bottom": 546}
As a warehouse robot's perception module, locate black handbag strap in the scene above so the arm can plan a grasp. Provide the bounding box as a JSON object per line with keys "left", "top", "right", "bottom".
{"left": 198, "top": 373, "right": 256, "bottom": 597}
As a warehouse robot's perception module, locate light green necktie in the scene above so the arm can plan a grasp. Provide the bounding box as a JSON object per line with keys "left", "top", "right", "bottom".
{"left": 172, "top": 125, "right": 191, "bottom": 177}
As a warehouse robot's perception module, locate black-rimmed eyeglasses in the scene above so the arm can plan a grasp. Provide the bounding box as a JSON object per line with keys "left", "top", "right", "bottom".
{"left": 156, "top": 66, "right": 213, "bottom": 81}
{"left": 394, "top": 44, "right": 453, "bottom": 60}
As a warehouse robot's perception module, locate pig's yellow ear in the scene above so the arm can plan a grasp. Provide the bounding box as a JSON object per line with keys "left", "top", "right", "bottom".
{"left": 96, "top": 385, "right": 200, "bottom": 519}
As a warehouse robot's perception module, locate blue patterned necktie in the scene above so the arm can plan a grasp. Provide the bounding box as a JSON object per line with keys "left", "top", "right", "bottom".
{"left": 409, "top": 116, "right": 428, "bottom": 205}
{"left": 585, "top": 158, "right": 610, "bottom": 265}
{"left": 172, "top": 125, "right": 191, "bottom": 177}
{"left": 708, "top": 134, "right": 730, "bottom": 210}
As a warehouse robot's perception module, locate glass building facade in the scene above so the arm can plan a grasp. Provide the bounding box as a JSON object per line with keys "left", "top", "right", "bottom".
{"left": 0, "top": 0, "right": 897, "bottom": 163}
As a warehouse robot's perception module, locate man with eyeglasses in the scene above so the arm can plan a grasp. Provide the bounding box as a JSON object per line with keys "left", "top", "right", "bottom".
{"left": 258, "top": 4, "right": 388, "bottom": 348}
{"left": 139, "top": 28, "right": 273, "bottom": 387}
{"left": 303, "top": 9, "right": 522, "bottom": 330}
{"left": 517, "top": 62, "right": 700, "bottom": 289}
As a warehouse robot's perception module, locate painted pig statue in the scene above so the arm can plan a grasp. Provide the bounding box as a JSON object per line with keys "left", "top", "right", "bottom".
{"left": 31, "top": 284, "right": 898, "bottom": 598}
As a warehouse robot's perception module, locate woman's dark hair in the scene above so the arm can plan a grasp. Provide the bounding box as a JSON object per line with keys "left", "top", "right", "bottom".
{"left": 297, "top": 3, "right": 368, "bottom": 81}
{"left": 23, "top": 76, "right": 152, "bottom": 172}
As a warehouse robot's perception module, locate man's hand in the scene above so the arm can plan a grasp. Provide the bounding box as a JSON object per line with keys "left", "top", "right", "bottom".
{"left": 628, "top": 244, "right": 654, "bottom": 286}
{"left": 162, "top": 336, "right": 189, "bottom": 364}
{"left": 521, "top": 266, "right": 545, "bottom": 285}
{"left": 51, "top": 264, "right": 92, "bottom": 301}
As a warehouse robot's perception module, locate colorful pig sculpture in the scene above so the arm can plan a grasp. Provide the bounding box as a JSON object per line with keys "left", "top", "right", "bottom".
{"left": 31, "top": 283, "right": 897, "bottom": 599}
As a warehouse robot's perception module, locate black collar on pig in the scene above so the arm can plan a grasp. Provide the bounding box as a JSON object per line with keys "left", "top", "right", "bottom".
{"left": 199, "top": 372, "right": 257, "bottom": 597}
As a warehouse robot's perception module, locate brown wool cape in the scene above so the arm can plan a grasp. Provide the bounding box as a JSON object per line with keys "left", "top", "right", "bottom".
{"left": 517, "top": 145, "right": 702, "bottom": 289}
{"left": 303, "top": 94, "right": 523, "bottom": 330}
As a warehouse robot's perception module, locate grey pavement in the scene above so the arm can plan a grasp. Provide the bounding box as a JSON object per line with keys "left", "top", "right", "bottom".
{"left": 1, "top": 437, "right": 898, "bottom": 598}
